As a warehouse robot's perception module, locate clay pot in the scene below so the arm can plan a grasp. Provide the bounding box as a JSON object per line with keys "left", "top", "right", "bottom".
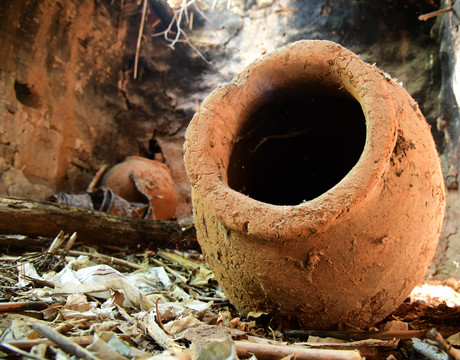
{"left": 101, "top": 156, "right": 178, "bottom": 220}
{"left": 184, "top": 40, "right": 446, "bottom": 329}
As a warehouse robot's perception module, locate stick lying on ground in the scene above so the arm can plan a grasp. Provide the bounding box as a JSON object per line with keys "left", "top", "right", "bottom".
{"left": 427, "top": 328, "right": 460, "bottom": 360}
{"left": 0, "top": 196, "right": 198, "bottom": 249}
{"left": 0, "top": 302, "right": 48, "bottom": 312}
{"left": 29, "top": 324, "right": 101, "bottom": 360}
{"left": 234, "top": 341, "right": 362, "bottom": 360}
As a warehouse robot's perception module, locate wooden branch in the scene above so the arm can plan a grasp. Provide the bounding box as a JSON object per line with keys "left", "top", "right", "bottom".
{"left": 234, "top": 341, "right": 362, "bottom": 360}
{"left": 0, "top": 301, "right": 48, "bottom": 312}
{"left": 0, "top": 196, "right": 198, "bottom": 249}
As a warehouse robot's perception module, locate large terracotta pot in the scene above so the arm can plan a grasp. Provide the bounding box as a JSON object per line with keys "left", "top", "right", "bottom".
{"left": 184, "top": 40, "right": 446, "bottom": 329}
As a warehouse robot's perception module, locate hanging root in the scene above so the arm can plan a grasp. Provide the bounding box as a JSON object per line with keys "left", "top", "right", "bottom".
{"left": 152, "top": 0, "right": 212, "bottom": 64}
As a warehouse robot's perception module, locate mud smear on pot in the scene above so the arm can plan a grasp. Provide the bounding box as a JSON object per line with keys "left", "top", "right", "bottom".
{"left": 228, "top": 94, "right": 367, "bottom": 205}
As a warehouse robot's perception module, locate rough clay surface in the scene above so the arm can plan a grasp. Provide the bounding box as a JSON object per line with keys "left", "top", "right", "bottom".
{"left": 101, "top": 156, "right": 178, "bottom": 220}
{"left": 184, "top": 40, "right": 446, "bottom": 329}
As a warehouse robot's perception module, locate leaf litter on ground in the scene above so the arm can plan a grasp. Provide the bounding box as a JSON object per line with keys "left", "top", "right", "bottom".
{"left": 0, "top": 230, "right": 460, "bottom": 360}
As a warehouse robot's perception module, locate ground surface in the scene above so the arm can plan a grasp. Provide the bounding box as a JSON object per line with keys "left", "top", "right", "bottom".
{"left": 0, "top": 230, "right": 459, "bottom": 359}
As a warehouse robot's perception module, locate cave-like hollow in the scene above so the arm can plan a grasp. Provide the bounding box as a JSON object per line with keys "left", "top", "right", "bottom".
{"left": 227, "top": 92, "right": 367, "bottom": 206}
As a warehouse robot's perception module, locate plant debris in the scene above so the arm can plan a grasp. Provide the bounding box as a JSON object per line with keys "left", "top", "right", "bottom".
{"left": 0, "top": 230, "right": 459, "bottom": 359}
{"left": 52, "top": 187, "right": 152, "bottom": 220}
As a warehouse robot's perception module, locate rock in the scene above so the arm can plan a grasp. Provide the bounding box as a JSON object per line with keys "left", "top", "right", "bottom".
{"left": 0, "top": 168, "right": 54, "bottom": 200}
{"left": 381, "top": 320, "right": 409, "bottom": 332}
{"left": 8, "top": 183, "right": 54, "bottom": 201}
{"left": 0, "top": 168, "right": 29, "bottom": 194}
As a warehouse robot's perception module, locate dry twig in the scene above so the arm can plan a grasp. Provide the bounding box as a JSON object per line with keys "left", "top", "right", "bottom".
{"left": 20, "top": 275, "right": 55, "bottom": 288}
{"left": 42, "top": 231, "right": 67, "bottom": 265}
{"left": 418, "top": 7, "right": 453, "bottom": 21}
{"left": 29, "top": 324, "right": 101, "bottom": 360}
{"left": 86, "top": 165, "right": 108, "bottom": 192}
{"left": 192, "top": 2, "right": 216, "bottom": 29}
{"left": 134, "top": 0, "right": 148, "bottom": 79}
{"left": 426, "top": 328, "right": 460, "bottom": 360}
{"left": 0, "top": 342, "right": 44, "bottom": 360}
{"left": 142, "top": 310, "right": 184, "bottom": 352}
{"left": 62, "top": 232, "right": 77, "bottom": 258}
{"left": 152, "top": 0, "right": 211, "bottom": 64}
{"left": 67, "top": 249, "right": 144, "bottom": 270}
{"left": 155, "top": 298, "right": 171, "bottom": 335}
{"left": 235, "top": 340, "right": 362, "bottom": 360}
{"left": 0, "top": 301, "right": 47, "bottom": 312}
{"left": 151, "top": 257, "right": 188, "bottom": 283}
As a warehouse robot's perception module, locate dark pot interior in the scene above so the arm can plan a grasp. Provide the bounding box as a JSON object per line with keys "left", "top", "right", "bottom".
{"left": 228, "top": 93, "right": 367, "bottom": 205}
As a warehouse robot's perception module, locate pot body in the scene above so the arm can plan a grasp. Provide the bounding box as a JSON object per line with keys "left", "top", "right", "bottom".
{"left": 101, "top": 156, "right": 178, "bottom": 220}
{"left": 184, "top": 40, "right": 445, "bottom": 329}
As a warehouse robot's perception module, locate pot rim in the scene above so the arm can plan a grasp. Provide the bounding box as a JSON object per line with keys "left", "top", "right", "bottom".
{"left": 185, "top": 40, "right": 400, "bottom": 238}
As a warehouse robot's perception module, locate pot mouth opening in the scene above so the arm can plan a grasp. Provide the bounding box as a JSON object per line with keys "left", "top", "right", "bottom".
{"left": 227, "top": 89, "right": 367, "bottom": 206}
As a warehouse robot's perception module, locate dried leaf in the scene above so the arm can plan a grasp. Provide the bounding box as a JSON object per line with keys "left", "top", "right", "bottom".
{"left": 180, "top": 324, "right": 247, "bottom": 346}
{"left": 191, "top": 338, "right": 236, "bottom": 360}
{"left": 189, "top": 266, "right": 214, "bottom": 287}
{"left": 111, "top": 290, "right": 126, "bottom": 307}
{"left": 87, "top": 331, "right": 151, "bottom": 359}
{"left": 0, "top": 314, "right": 44, "bottom": 342}
{"left": 141, "top": 310, "right": 184, "bottom": 352}
{"left": 61, "top": 309, "right": 98, "bottom": 320}
{"left": 64, "top": 293, "right": 93, "bottom": 312}
{"left": 17, "top": 262, "right": 41, "bottom": 286}
{"left": 447, "top": 332, "right": 460, "bottom": 346}
{"left": 53, "top": 265, "right": 141, "bottom": 309}
{"left": 163, "top": 314, "right": 203, "bottom": 336}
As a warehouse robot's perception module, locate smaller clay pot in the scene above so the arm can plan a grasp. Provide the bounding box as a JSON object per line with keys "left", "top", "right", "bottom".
{"left": 101, "top": 156, "right": 178, "bottom": 220}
